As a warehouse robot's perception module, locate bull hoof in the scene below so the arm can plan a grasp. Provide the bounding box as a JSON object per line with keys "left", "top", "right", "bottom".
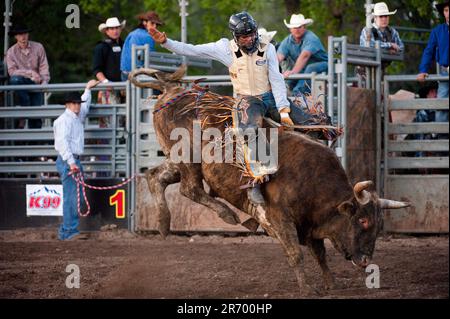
{"left": 302, "top": 284, "right": 323, "bottom": 297}
{"left": 219, "top": 211, "right": 240, "bottom": 225}
{"left": 158, "top": 218, "right": 171, "bottom": 239}
{"left": 158, "top": 226, "right": 170, "bottom": 239}
{"left": 241, "top": 218, "right": 260, "bottom": 232}
{"left": 324, "top": 278, "right": 340, "bottom": 290}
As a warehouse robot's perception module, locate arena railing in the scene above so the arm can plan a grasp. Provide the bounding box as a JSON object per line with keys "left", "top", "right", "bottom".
{"left": 0, "top": 82, "right": 130, "bottom": 179}
{"left": 382, "top": 74, "right": 449, "bottom": 233}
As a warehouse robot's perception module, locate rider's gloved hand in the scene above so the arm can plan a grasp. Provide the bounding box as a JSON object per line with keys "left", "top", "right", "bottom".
{"left": 279, "top": 107, "right": 294, "bottom": 126}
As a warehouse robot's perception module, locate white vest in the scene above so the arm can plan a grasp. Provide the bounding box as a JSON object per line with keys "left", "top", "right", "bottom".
{"left": 228, "top": 39, "right": 271, "bottom": 96}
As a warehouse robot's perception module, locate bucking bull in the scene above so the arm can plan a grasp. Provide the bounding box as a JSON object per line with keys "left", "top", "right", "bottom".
{"left": 130, "top": 66, "right": 410, "bottom": 295}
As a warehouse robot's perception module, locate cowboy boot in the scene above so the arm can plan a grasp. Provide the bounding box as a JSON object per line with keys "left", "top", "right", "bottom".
{"left": 247, "top": 184, "right": 265, "bottom": 206}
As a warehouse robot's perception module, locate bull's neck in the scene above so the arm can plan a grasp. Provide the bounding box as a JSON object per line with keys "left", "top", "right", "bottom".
{"left": 312, "top": 214, "right": 347, "bottom": 239}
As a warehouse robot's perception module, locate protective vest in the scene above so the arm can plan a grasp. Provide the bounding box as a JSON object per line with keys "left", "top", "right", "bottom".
{"left": 228, "top": 39, "right": 271, "bottom": 96}
{"left": 372, "top": 26, "right": 393, "bottom": 43}
{"left": 93, "top": 38, "right": 123, "bottom": 82}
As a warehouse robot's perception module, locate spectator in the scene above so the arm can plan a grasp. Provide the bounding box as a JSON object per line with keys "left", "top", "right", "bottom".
{"left": 359, "top": 2, "right": 404, "bottom": 54}
{"left": 54, "top": 79, "right": 99, "bottom": 241}
{"left": 412, "top": 83, "right": 439, "bottom": 152}
{"left": 417, "top": 1, "right": 449, "bottom": 126}
{"left": 93, "top": 17, "right": 125, "bottom": 105}
{"left": 6, "top": 23, "right": 50, "bottom": 129}
{"left": 277, "top": 14, "right": 328, "bottom": 95}
{"left": 120, "top": 11, "right": 164, "bottom": 81}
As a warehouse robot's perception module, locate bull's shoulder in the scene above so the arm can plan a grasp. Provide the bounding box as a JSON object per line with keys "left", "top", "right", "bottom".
{"left": 283, "top": 130, "right": 337, "bottom": 156}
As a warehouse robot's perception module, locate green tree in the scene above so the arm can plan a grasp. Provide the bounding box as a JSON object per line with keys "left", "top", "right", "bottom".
{"left": 3, "top": 0, "right": 445, "bottom": 83}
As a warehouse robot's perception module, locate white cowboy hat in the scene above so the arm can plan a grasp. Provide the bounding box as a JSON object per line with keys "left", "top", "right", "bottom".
{"left": 98, "top": 17, "right": 126, "bottom": 32}
{"left": 258, "top": 28, "right": 277, "bottom": 42}
{"left": 372, "top": 2, "right": 397, "bottom": 16}
{"left": 283, "top": 14, "right": 313, "bottom": 29}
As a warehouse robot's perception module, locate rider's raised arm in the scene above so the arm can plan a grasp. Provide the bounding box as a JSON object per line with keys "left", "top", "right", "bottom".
{"left": 266, "top": 44, "right": 291, "bottom": 111}
{"left": 161, "top": 38, "right": 232, "bottom": 67}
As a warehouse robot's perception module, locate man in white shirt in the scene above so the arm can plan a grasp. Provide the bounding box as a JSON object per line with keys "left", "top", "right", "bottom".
{"left": 54, "top": 79, "right": 99, "bottom": 240}
{"left": 148, "top": 12, "right": 294, "bottom": 207}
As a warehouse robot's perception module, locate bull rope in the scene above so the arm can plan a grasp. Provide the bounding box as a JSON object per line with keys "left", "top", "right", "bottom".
{"left": 69, "top": 171, "right": 138, "bottom": 217}
{"left": 154, "top": 88, "right": 205, "bottom": 114}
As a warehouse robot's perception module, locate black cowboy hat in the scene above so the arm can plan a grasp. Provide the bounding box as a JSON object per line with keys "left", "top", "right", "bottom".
{"left": 8, "top": 24, "right": 32, "bottom": 36}
{"left": 436, "top": 1, "right": 449, "bottom": 16}
{"left": 64, "top": 92, "right": 85, "bottom": 104}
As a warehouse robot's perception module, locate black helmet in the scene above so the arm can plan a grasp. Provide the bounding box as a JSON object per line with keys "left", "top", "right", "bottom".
{"left": 228, "top": 11, "right": 259, "bottom": 54}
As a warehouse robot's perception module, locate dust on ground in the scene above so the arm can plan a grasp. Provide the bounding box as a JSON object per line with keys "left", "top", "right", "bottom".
{"left": 0, "top": 227, "right": 447, "bottom": 299}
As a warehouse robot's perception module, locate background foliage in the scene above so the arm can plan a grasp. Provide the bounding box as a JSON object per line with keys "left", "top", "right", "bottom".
{"left": 1, "top": 0, "right": 445, "bottom": 83}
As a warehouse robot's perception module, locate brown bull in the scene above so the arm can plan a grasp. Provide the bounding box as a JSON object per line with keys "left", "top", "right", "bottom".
{"left": 130, "top": 67, "right": 410, "bottom": 295}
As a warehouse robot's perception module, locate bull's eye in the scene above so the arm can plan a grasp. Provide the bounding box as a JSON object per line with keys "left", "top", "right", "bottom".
{"left": 358, "top": 218, "right": 369, "bottom": 230}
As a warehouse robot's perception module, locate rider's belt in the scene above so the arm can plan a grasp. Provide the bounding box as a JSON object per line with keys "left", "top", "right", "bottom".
{"left": 236, "top": 91, "right": 271, "bottom": 100}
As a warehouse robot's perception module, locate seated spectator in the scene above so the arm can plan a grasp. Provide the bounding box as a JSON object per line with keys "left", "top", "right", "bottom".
{"left": 277, "top": 14, "right": 328, "bottom": 96}
{"left": 6, "top": 23, "right": 50, "bottom": 129}
{"left": 120, "top": 11, "right": 164, "bottom": 81}
{"left": 417, "top": 1, "right": 448, "bottom": 128}
{"left": 359, "top": 2, "right": 404, "bottom": 54}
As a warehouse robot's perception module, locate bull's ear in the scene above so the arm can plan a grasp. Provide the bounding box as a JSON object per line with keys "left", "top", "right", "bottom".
{"left": 337, "top": 200, "right": 355, "bottom": 216}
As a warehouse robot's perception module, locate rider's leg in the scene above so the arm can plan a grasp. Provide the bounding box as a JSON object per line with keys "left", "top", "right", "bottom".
{"left": 236, "top": 96, "right": 271, "bottom": 206}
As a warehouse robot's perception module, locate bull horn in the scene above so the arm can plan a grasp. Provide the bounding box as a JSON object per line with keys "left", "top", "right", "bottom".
{"left": 128, "top": 68, "right": 164, "bottom": 91}
{"left": 378, "top": 199, "right": 411, "bottom": 209}
{"left": 168, "top": 64, "right": 187, "bottom": 82}
{"left": 353, "top": 181, "right": 373, "bottom": 205}
{"left": 129, "top": 68, "right": 160, "bottom": 78}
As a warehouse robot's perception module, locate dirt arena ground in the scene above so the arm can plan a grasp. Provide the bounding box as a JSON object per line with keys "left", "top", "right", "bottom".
{"left": 0, "top": 227, "right": 448, "bottom": 299}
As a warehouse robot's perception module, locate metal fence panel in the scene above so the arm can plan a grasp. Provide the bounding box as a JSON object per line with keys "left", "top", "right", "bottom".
{"left": 384, "top": 175, "right": 449, "bottom": 233}
{"left": 383, "top": 74, "right": 449, "bottom": 233}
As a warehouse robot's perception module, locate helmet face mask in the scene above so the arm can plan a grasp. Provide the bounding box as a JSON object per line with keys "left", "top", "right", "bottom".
{"left": 229, "top": 11, "right": 259, "bottom": 54}
{"left": 236, "top": 31, "right": 258, "bottom": 52}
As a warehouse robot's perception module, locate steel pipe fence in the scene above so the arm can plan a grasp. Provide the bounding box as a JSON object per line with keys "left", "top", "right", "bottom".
{"left": 0, "top": 82, "right": 128, "bottom": 179}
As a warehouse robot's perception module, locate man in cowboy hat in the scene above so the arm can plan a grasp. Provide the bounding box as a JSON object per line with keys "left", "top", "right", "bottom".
{"left": 359, "top": 2, "right": 404, "bottom": 54}
{"left": 54, "top": 79, "right": 99, "bottom": 241}
{"left": 93, "top": 16, "right": 126, "bottom": 138}
{"left": 93, "top": 17, "right": 126, "bottom": 85}
{"left": 417, "top": 1, "right": 449, "bottom": 133}
{"left": 277, "top": 13, "right": 328, "bottom": 96}
{"left": 6, "top": 23, "right": 50, "bottom": 129}
{"left": 120, "top": 11, "right": 164, "bottom": 81}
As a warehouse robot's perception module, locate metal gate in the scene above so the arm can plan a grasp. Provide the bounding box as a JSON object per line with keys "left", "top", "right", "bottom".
{"left": 382, "top": 74, "right": 449, "bottom": 233}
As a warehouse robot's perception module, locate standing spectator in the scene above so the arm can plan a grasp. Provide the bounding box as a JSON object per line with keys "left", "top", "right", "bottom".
{"left": 359, "top": 2, "right": 404, "bottom": 54}
{"left": 93, "top": 17, "right": 125, "bottom": 105}
{"left": 120, "top": 11, "right": 164, "bottom": 81}
{"left": 6, "top": 23, "right": 50, "bottom": 129}
{"left": 417, "top": 1, "right": 449, "bottom": 126}
{"left": 277, "top": 14, "right": 328, "bottom": 95}
{"left": 411, "top": 83, "right": 439, "bottom": 156}
{"left": 54, "top": 79, "right": 99, "bottom": 241}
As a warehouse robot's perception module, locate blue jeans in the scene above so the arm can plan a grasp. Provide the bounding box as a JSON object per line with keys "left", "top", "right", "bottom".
{"left": 9, "top": 75, "right": 43, "bottom": 129}
{"left": 291, "top": 61, "right": 328, "bottom": 95}
{"left": 121, "top": 71, "right": 129, "bottom": 82}
{"left": 412, "top": 110, "right": 435, "bottom": 157}
{"left": 56, "top": 156, "right": 84, "bottom": 240}
{"left": 436, "top": 67, "right": 449, "bottom": 124}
